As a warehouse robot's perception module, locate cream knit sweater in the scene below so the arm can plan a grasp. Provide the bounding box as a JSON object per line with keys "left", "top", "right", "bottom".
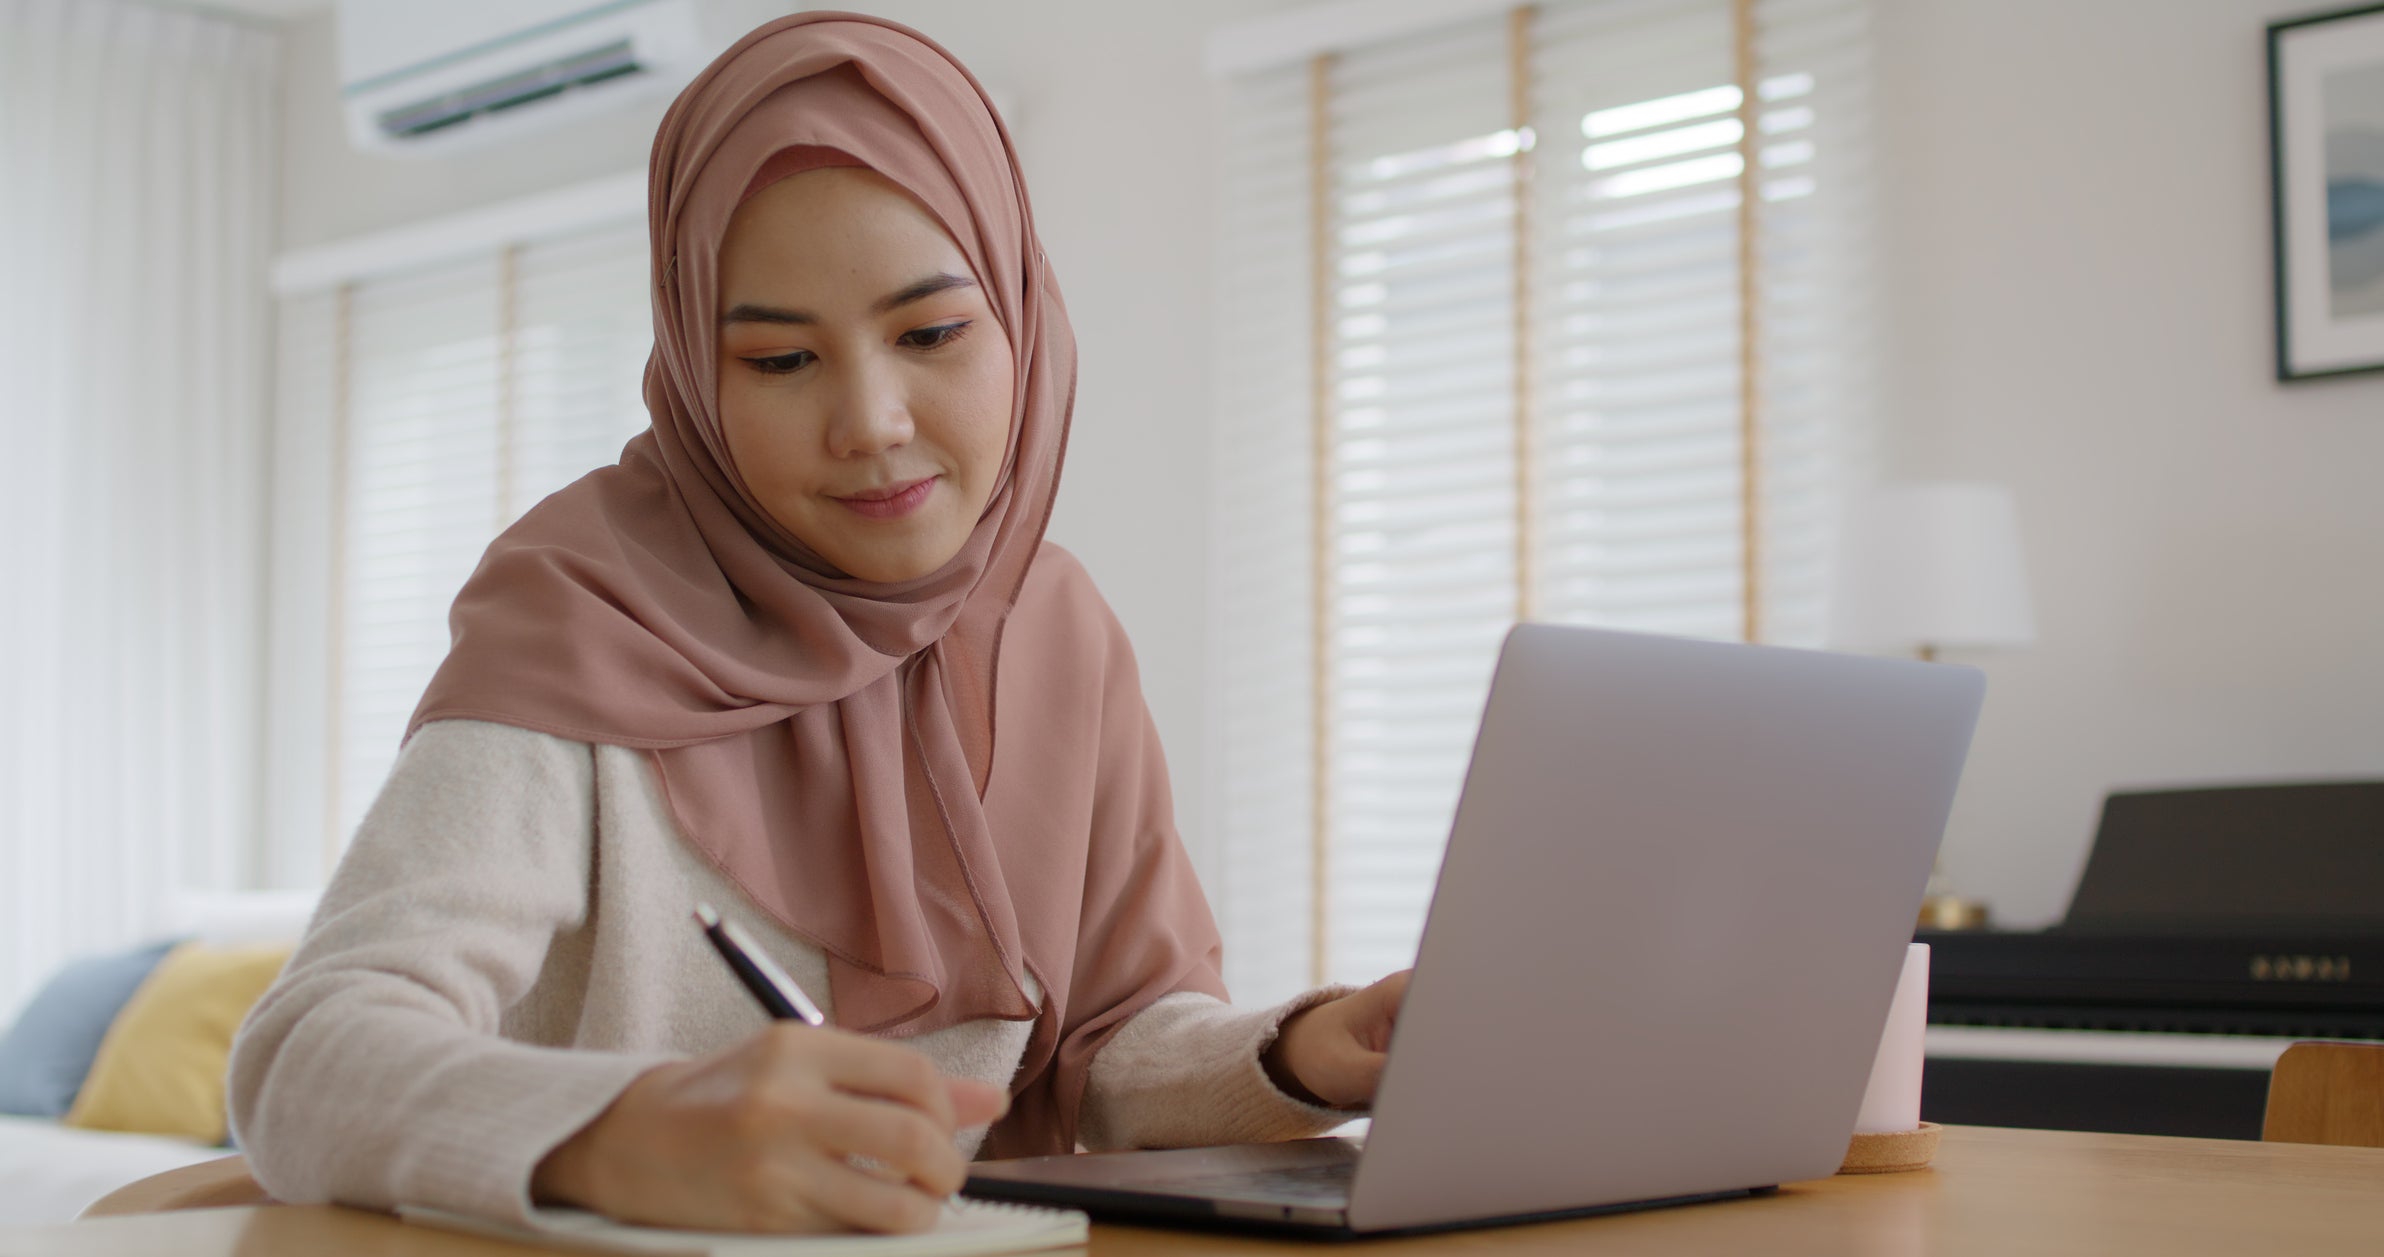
{"left": 227, "top": 718, "right": 1351, "bottom": 1225}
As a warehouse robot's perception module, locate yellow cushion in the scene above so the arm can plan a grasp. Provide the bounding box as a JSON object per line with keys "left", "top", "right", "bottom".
{"left": 63, "top": 941, "right": 289, "bottom": 1143}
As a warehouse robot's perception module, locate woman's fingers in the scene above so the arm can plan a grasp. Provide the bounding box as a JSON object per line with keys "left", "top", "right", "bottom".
{"left": 1353, "top": 969, "right": 1411, "bottom": 1052}
{"left": 1264, "top": 969, "right": 1419, "bottom": 1108}
{"left": 939, "top": 1078, "right": 1006, "bottom": 1125}
{"left": 945, "top": 1077, "right": 1010, "bottom": 1127}
{"left": 795, "top": 1030, "right": 961, "bottom": 1132}
{"left": 531, "top": 1026, "right": 1001, "bottom": 1233}
{"left": 803, "top": 1090, "right": 969, "bottom": 1196}
{"left": 799, "top": 1154, "right": 952, "bottom": 1234}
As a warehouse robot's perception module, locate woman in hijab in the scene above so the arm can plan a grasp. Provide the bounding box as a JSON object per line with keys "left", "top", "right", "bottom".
{"left": 228, "top": 11, "right": 1407, "bottom": 1236}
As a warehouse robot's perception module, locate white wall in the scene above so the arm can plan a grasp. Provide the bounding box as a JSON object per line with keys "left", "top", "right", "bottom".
{"left": 273, "top": 0, "right": 2384, "bottom": 931}
{"left": 273, "top": 1, "right": 1309, "bottom": 888}
{"left": 1875, "top": 0, "right": 2384, "bottom": 926}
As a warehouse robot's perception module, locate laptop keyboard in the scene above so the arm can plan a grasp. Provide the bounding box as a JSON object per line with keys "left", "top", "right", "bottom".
{"left": 1167, "top": 1160, "right": 1356, "bottom": 1205}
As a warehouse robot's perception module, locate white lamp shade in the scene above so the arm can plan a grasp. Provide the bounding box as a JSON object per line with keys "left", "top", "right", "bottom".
{"left": 1828, "top": 482, "right": 2036, "bottom": 653}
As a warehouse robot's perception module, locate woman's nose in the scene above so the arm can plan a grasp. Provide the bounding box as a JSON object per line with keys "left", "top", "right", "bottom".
{"left": 823, "top": 357, "right": 915, "bottom": 458}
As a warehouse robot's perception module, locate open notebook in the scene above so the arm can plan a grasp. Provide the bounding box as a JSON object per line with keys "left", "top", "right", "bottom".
{"left": 397, "top": 1197, "right": 1087, "bottom": 1257}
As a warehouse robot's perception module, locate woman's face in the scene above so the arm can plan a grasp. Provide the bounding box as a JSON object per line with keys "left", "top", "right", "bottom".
{"left": 716, "top": 167, "right": 1014, "bottom": 583}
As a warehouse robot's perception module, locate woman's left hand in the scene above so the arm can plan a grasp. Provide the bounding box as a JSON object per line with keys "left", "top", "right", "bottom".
{"left": 1261, "top": 969, "right": 1411, "bottom": 1109}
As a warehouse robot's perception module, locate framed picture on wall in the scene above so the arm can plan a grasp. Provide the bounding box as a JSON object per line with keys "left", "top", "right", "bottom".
{"left": 2270, "top": 3, "right": 2384, "bottom": 380}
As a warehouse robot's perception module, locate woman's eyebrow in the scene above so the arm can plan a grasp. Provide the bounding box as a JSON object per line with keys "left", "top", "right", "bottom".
{"left": 720, "top": 273, "right": 978, "bottom": 326}
{"left": 873, "top": 272, "right": 977, "bottom": 313}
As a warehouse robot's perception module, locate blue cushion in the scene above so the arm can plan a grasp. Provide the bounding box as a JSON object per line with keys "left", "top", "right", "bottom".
{"left": 0, "top": 940, "right": 179, "bottom": 1117}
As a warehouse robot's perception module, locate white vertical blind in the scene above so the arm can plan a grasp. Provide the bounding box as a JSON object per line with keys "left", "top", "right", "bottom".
{"left": 289, "top": 224, "right": 652, "bottom": 851}
{"left": 1212, "top": 60, "right": 1320, "bottom": 1005}
{"left": 514, "top": 224, "right": 656, "bottom": 503}
{"left": 267, "top": 288, "right": 340, "bottom": 884}
{"left": 1751, "top": 0, "right": 1879, "bottom": 644}
{"left": 1325, "top": 15, "right": 1521, "bottom": 989}
{"left": 335, "top": 258, "right": 505, "bottom": 846}
{"left": 0, "top": 0, "right": 280, "bottom": 1018}
{"left": 1531, "top": 0, "right": 1746, "bottom": 640}
{"left": 1210, "top": 0, "right": 1876, "bottom": 1004}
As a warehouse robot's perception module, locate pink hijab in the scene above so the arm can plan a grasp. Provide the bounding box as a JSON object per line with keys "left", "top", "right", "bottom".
{"left": 406, "top": 11, "right": 1226, "bottom": 1156}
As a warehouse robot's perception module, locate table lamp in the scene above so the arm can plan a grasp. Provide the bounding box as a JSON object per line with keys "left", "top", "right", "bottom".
{"left": 1828, "top": 482, "right": 2035, "bottom": 929}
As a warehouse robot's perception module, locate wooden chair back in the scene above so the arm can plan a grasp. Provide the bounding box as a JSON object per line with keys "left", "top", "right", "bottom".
{"left": 2264, "top": 1041, "right": 2384, "bottom": 1147}
{"left": 79, "top": 1154, "right": 272, "bottom": 1218}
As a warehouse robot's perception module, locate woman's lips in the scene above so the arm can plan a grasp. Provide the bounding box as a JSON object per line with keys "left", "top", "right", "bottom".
{"left": 833, "top": 476, "right": 938, "bottom": 520}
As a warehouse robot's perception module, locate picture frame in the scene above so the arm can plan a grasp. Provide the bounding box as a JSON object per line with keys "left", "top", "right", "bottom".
{"left": 2269, "top": 3, "right": 2384, "bottom": 380}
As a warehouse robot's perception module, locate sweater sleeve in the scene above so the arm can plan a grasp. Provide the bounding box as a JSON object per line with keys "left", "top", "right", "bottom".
{"left": 227, "top": 719, "right": 676, "bottom": 1224}
{"left": 1076, "top": 986, "right": 1363, "bottom": 1151}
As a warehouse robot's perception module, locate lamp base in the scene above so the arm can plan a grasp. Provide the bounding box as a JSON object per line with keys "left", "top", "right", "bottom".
{"left": 1839, "top": 1122, "right": 1942, "bottom": 1174}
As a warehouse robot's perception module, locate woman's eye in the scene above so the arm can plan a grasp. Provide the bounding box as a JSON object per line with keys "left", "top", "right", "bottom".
{"left": 900, "top": 321, "right": 971, "bottom": 350}
{"left": 745, "top": 350, "right": 813, "bottom": 375}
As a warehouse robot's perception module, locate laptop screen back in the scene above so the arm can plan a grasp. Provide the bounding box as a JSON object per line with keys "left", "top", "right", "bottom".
{"left": 1346, "top": 624, "right": 1983, "bottom": 1232}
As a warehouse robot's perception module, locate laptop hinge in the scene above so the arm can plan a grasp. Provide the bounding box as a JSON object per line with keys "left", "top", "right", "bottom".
{"left": 1213, "top": 1200, "right": 1350, "bottom": 1228}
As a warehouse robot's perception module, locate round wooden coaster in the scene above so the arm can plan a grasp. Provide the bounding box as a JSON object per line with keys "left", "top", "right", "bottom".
{"left": 1837, "top": 1121, "right": 1942, "bottom": 1174}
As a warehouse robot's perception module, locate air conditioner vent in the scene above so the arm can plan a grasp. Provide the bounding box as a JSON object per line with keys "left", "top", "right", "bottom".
{"left": 378, "top": 39, "right": 645, "bottom": 139}
{"left": 337, "top": 0, "right": 706, "bottom": 155}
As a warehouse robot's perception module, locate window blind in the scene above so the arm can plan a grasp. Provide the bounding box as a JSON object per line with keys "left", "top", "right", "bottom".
{"left": 1325, "top": 17, "right": 1524, "bottom": 991}
{"left": 280, "top": 223, "right": 653, "bottom": 849}
{"left": 1212, "top": 59, "right": 1322, "bottom": 1002}
{"left": 1211, "top": 0, "right": 1877, "bottom": 1004}
{"left": 512, "top": 225, "right": 656, "bottom": 510}
{"left": 335, "top": 257, "right": 506, "bottom": 845}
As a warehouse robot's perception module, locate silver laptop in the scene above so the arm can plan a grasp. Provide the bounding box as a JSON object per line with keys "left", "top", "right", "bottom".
{"left": 965, "top": 623, "right": 1985, "bottom": 1236}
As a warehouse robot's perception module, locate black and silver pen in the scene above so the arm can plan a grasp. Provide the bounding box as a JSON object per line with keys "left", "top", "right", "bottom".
{"left": 694, "top": 902, "right": 827, "bottom": 1026}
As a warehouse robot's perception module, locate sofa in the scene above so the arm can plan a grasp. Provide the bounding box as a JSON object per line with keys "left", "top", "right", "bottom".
{"left": 0, "top": 890, "right": 316, "bottom": 1225}
{"left": 0, "top": 1115, "right": 228, "bottom": 1225}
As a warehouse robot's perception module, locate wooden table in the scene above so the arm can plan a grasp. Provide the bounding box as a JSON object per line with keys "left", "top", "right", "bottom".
{"left": 6, "top": 1126, "right": 2383, "bottom": 1256}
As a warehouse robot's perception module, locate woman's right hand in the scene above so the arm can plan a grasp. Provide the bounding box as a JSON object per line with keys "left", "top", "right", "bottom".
{"left": 531, "top": 1025, "right": 1011, "bottom": 1234}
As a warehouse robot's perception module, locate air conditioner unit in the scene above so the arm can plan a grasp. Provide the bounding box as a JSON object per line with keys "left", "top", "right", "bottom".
{"left": 337, "top": 0, "right": 708, "bottom": 155}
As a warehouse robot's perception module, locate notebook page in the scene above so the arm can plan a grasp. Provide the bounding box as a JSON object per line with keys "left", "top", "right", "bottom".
{"left": 398, "top": 1197, "right": 1088, "bottom": 1257}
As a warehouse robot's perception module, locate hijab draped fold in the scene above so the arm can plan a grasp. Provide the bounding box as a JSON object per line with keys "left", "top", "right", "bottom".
{"left": 405, "top": 11, "right": 1226, "bottom": 1156}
